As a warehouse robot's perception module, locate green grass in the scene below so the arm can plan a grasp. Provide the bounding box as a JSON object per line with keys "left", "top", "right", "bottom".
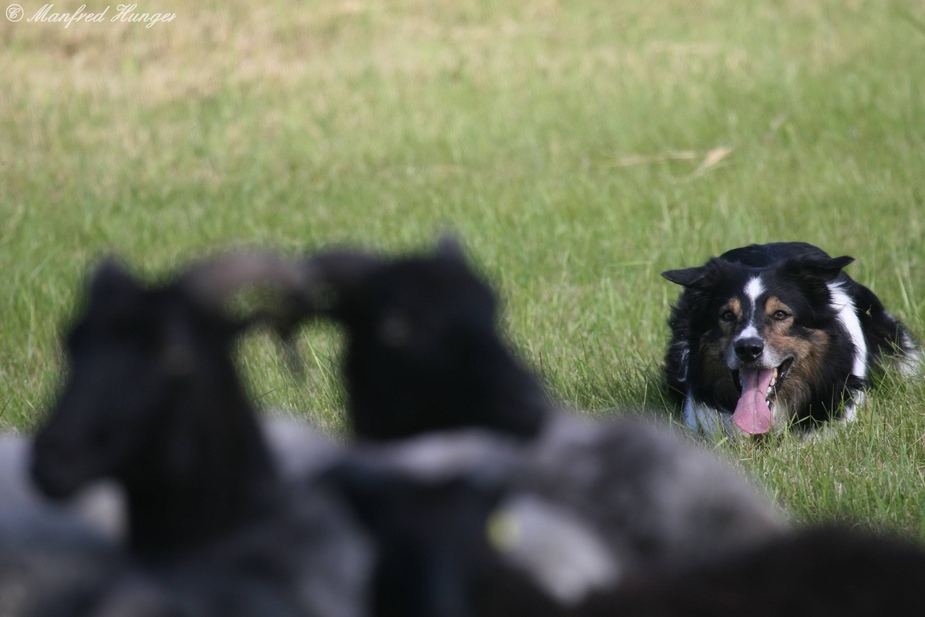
{"left": 2, "top": 0, "right": 924, "bottom": 536}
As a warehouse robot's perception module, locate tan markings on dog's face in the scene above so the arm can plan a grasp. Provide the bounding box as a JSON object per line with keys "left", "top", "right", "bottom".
{"left": 699, "top": 337, "right": 740, "bottom": 404}
{"left": 718, "top": 298, "right": 742, "bottom": 331}
{"left": 761, "top": 296, "right": 831, "bottom": 417}
{"left": 764, "top": 297, "right": 792, "bottom": 324}
{"left": 760, "top": 297, "right": 797, "bottom": 354}
{"left": 694, "top": 298, "right": 742, "bottom": 403}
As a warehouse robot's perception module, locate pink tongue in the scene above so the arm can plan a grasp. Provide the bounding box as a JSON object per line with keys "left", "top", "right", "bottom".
{"left": 732, "top": 369, "right": 776, "bottom": 434}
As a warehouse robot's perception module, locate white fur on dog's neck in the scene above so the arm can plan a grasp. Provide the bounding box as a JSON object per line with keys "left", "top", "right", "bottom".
{"left": 827, "top": 281, "right": 868, "bottom": 379}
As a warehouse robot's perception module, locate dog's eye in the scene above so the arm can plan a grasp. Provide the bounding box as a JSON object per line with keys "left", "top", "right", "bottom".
{"left": 720, "top": 310, "right": 737, "bottom": 323}
{"left": 771, "top": 310, "right": 791, "bottom": 321}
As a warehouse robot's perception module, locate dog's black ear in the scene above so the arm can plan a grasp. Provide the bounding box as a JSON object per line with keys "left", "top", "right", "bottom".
{"left": 661, "top": 265, "right": 713, "bottom": 290}
{"left": 824, "top": 255, "right": 856, "bottom": 272}
{"left": 786, "top": 254, "right": 855, "bottom": 281}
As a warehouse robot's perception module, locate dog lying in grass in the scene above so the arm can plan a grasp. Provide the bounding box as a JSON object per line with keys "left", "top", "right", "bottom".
{"left": 662, "top": 242, "right": 921, "bottom": 438}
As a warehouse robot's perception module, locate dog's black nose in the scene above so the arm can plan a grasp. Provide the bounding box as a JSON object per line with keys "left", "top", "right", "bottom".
{"left": 734, "top": 337, "right": 764, "bottom": 362}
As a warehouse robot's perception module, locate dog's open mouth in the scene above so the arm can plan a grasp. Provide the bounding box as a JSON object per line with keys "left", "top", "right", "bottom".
{"left": 730, "top": 358, "right": 794, "bottom": 435}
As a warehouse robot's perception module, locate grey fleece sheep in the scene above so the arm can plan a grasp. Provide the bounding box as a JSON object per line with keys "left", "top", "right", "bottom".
{"left": 0, "top": 435, "right": 125, "bottom": 617}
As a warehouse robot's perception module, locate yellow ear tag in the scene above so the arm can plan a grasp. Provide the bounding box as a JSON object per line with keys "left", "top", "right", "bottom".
{"left": 486, "top": 508, "right": 521, "bottom": 553}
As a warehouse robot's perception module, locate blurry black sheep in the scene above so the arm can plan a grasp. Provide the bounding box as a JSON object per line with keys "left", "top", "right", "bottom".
{"left": 320, "top": 451, "right": 539, "bottom": 617}
{"left": 580, "top": 526, "right": 925, "bottom": 617}
{"left": 30, "top": 255, "right": 371, "bottom": 617}
{"left": 321, "top": 458, "right": 925, "bottom": 617}
{"left": 322, "top": 429, "right": 638, "bottom": 617}
{"left": 306, "top": 241, "right": 546, "bottom": 440}
{"left": 304, "top": 240, "right": 788, "bottom": 607}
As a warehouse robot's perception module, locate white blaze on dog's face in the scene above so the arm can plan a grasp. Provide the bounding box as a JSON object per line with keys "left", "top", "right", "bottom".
{"left": 711, "top": 273, "right": 833, "bottom": 435}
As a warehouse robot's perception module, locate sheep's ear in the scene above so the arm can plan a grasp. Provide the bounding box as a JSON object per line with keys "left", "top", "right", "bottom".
{"left": 305, "top": 250, "right": 383, "bottom": 320}
{"left": 435, "top": 234, "right": 466, "bottom": 263}
{"left": 310, "top": 250, "right": 382, "bottom": 291}
{"left": 87, "top": 259, "right": 145, "bottom": 311}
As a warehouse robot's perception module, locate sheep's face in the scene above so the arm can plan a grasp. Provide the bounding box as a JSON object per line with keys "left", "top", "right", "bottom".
{"left": 31, "top": 262, "right": 205, "bottom": 499}
{"left": 337, "top": 253, "right": 509, "bottom": 437}
{"left": 349, "top": 256, "right": 498, "bottom": 360}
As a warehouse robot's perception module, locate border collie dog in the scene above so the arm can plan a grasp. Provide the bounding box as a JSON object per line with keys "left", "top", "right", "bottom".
{"left": 662, "top": 242, "right": 920, "bottom": 438}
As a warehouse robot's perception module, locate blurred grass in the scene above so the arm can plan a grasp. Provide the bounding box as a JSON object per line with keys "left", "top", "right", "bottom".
{"left": 2, "top": 0, "right": 924, "bottom": 535}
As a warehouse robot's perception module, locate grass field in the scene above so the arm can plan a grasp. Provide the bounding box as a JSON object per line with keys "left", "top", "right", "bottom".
{"left": 2, "top": 0, "right": 924, "bottom": 536}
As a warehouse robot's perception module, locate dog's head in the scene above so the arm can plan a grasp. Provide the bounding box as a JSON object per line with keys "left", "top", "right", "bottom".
{"left": 663, "top": 251, "right": 856, "bottom": 435}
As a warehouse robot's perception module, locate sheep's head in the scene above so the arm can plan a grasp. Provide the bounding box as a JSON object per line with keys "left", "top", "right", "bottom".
{"left": 321, "top": 239, "right": 497, "bottom": 351}
{"left": 31, "top": 253, "right": 315, "bottom": 501}
{"left": 308, "top": 238, "right": 547, "bottom": 440}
